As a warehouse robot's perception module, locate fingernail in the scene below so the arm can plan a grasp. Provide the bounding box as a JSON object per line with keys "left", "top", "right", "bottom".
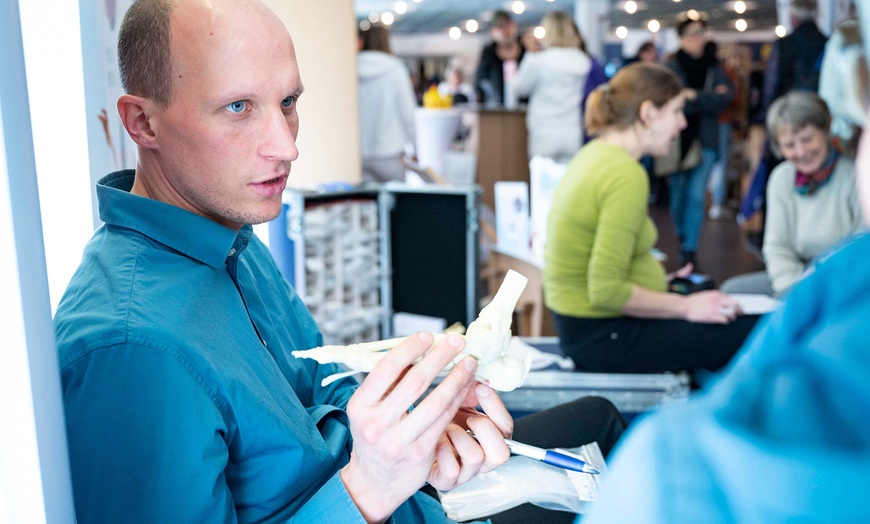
{"left": 475, "top": 384, "right": 490, "bottom": 397}
{"left": 463, "top": 357, "right": 477, "bottom": 372}
{"left": 447, "top": 333, "right": 464, "bottom": 349}
{"left": 417, "top": 331, "right": 433, "bottom": 344}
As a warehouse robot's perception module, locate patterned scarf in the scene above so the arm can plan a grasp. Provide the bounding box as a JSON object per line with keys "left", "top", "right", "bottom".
{"left": 794, "top": 147, "right": 839, "bottom": 196}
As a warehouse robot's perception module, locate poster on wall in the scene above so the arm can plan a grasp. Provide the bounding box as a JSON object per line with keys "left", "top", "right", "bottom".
{"left": 94, "top": 0, "right": 137, "bottom": 171}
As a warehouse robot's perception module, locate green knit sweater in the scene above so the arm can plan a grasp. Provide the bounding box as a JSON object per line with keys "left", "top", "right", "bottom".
{"left": 543, "top": 140, "right": 667, "bottom": 318}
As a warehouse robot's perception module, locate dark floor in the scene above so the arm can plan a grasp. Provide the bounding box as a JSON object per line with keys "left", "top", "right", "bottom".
{"left": 650, "top": 202, "right": 765, "bottom": 287}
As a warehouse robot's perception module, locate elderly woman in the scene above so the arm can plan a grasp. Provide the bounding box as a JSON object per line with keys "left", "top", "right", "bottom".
{"left": 723, "top": 92, "right": 862, "bottom": 296}
{"left": 510, "top": 11, "right": 591, "bottom": 163}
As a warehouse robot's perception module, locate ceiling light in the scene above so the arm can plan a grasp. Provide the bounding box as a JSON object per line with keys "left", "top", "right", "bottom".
{"left": 368, "top": 12, "right": 379, "bottom": 23}
{"left": 648, "top": 19, "right": 660, "bottom": 33}
{"left": 533, "top": 26, "right": 546, "bottom": 39}
{"left": 735, "top": 19, "right": 747, "bottom": 32}
{"left": 449, "top": 26, "right": 462, "bottom": 40}
{"left": 734, "top": 1, "right": 746, "bottom": 14}
{"left": 359, "top": 20, "right": 371, "bottom": 31}
{"left": 616, "top": 26, "right": 628, "bottom": 39}
{"left": 412, "top": 0, "right": 422, "bottom": 3}
{"left": 625, "top": 1, "right": 637, "bottom": 14}
{"left": 466, "top": 19, "right": 479, "bottom": 33}
{"left": 394, "top": 1, "right": 407, "bottom": 15}
{"left": 512, "top": 1, "right": 525, "bottom": 15}
{"left": 775, "top": 24, "right": 787, "bottom": 37}
{"left": 381, "top": 12, "right": 394, "bottom": 25}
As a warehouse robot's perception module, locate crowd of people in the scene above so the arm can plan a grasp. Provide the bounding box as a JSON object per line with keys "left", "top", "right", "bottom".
{"left": 52, "top": 0, "right": 870, "bottom": 522}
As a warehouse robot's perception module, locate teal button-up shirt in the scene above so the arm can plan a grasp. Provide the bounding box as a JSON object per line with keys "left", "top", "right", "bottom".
{"left": 54, "top": 170, "right": 449, "bottom": 523}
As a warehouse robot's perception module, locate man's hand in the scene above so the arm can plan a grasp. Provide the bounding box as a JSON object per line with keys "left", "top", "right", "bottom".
{"left": 429, "top": 383, "right": 513, "bottom": 490}
{"left": 340, "top": 332, "right": 480, "bottom": 523}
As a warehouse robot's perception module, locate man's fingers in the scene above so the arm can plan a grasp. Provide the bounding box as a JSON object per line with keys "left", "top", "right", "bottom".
{"left": 354, "top": 332, "right": 435, "bottom": 405}
{"left": 444, "top": 425, "right": 484, "bottom": 486}
{"left": 473, "top": 384, "right": 514, "bottom": 438}
{"left": 403, "top": 355, "right": 477, "bottom": 442}
{"left": 466, "top": 414, "right": 511, "bottom": 474}
{"left": 379, "top": 334, "right": 468, "bottom": 419}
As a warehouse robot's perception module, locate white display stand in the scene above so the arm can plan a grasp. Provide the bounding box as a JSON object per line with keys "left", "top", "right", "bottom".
{"left": 414, "top": 108, "right": 462, "bottom": 178}
{"left": 529, "top": 156, "right": 569, "bottom": 262}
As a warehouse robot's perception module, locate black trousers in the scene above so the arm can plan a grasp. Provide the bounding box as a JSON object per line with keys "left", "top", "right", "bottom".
{"left": 551, "top": 310, "right": 760, "bottom": 375}
{"left": 478, "top": 396, "right": 627, "bottom": 524}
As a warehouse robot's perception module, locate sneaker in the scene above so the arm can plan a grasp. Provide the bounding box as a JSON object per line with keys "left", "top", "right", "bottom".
{"left": 708, "top": 205, "right": 734, "bottom": 220}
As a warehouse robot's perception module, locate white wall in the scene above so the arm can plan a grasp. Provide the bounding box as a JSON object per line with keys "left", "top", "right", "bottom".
{"left": 265, "top": 0, "right": 362, "bottom": 187}
{"left": 21, "top": 0, "right": 96, "bottom": 313}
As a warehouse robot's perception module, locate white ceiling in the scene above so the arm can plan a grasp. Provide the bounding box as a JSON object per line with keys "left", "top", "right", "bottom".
{"left": 354, "top": 0, "right": 780, "bottom": 34}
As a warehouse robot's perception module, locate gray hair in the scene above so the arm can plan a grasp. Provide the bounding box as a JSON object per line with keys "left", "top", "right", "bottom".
{"left": 791, "top": 0, "right": 817, "bottom": 23}
{"left": 766, "top": 91, "right": 831, "bottom": 157}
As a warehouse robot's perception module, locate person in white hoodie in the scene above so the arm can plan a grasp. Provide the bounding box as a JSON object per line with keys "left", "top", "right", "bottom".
{"left": 357, "top": 25, "right": 417, "bottom": 183}
{"left": 510, "top": 11, "right": 591, "bottom": 163}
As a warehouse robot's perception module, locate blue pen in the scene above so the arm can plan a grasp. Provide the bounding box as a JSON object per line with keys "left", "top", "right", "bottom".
{"left": 468, "top": 431, "right": 600, "bottom": 474}
{"left": 504, "top": 438, "right": 601, "bottom": 475}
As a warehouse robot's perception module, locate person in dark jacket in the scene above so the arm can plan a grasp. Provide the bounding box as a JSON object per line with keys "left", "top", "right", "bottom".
{"left": 665, "top": 16, "right": 734, "bottom": 266}
{"left": 763, "top": 0, "right": 828, "bottom": 111}
{"left": 475, "top": 10, "right": 525, "bottom": 106}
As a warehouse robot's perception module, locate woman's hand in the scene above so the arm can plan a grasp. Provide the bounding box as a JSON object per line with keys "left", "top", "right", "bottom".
{"left": 666, "top": 263, "right": 694, "bottom": 282}
{"left": 684, "top": 290, "right": 743, "bottom": 324}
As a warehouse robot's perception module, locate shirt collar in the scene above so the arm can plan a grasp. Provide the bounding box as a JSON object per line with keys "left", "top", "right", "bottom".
{"left": 96, "top": 170, "right": 253, "bottom": 268}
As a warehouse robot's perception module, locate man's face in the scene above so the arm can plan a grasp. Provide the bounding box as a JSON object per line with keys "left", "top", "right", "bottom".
{"left": 151, "top": 1, "right": 302, "bottom": 230}
{"left": 679, "top": 22, "right": 707, "bottom": 57}
{"left": 492, "top": 18, "right": 517, "bottom": 44}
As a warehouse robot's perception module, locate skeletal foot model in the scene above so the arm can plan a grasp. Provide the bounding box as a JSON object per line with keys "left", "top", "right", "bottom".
{"left": 292, "top": 270, "right": 534, "bottom": 391}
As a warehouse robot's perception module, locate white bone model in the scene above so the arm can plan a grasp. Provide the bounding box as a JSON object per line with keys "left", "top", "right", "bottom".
{"left": 292, "top": 270, "right": 534, "bottom": 391}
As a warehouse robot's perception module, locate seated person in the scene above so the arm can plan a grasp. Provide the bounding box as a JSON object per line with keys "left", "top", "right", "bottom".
{"left": 543, "top": 63, "right": 759, "bottom": 377}
{"left": 582, "top": 91, "right": 870, "bottom": 523}
{"left": 54, "top": 1, "right": 626, "bottom": 522}
{"left": 722, "top": 92, "right": 863, "bottom": 297}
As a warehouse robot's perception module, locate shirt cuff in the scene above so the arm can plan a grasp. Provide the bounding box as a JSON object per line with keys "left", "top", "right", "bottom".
{"left": 287, "top": 471, "right": 369, "bottom": 523}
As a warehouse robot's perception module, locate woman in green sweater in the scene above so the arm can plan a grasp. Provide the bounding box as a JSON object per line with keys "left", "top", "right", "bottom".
{"left": 543, "top": 63, "right": 759, "bottom": 375}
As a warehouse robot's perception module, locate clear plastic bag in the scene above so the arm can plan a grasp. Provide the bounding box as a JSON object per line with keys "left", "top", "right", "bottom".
{"left": 439, "top": 442, "right": 606, "bottom": 522}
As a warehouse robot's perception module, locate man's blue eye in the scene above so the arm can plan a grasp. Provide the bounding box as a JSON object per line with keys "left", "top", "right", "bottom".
{"left": 225, "top": 100, "right": 246, "bottom": 113}
{"left": 281, "top": 96, "right": 296, "bottom": 109}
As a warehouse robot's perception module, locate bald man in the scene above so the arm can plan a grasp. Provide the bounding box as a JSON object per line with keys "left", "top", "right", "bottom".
{"left": 54, "top": 0, "right": 515, "bottom": 521}
{"left": 55, "top": 1, "right": 627, "bottom": 522}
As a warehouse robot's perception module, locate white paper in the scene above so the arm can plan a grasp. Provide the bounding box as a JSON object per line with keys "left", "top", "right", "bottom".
{"left": 494, "top": 181, "right": 530, "bottom": 255}
{"left": 728, "top": 293, "right": 783, "bottom": 315}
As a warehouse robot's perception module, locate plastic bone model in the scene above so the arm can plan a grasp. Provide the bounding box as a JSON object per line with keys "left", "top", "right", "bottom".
{"left": 292, "top": 270, "right": 534, "bottom": 391}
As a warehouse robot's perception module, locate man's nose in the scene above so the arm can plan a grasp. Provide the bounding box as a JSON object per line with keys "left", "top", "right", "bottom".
{"left": 259, "top": 109, "right": 298, "bottom": 162}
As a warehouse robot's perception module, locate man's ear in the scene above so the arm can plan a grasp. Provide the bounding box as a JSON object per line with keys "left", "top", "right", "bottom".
{"left": 117, "top": 94, "right": 158, "bottom": 148}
